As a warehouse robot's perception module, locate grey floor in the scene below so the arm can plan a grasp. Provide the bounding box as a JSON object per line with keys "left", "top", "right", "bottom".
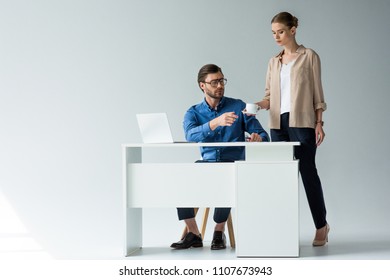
{"left": 1, "top": 193, "right": 389, "bottom": 261}
{"left": 126, "top": 237, "right": 390, "bottom": 260}
{"left": 1, "top": 233, "right": 390, "bottom": 261}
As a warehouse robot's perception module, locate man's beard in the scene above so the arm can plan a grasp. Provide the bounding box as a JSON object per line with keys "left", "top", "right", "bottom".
{"left": 205, "top": 88, "right": 224, "bottom": 100}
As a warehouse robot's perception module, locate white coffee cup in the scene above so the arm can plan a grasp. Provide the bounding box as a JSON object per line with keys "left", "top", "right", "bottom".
{"left": 245, "top": 103, "right": 259, "bottom": 114}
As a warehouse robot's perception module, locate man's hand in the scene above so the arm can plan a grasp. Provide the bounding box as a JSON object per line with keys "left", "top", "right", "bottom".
{"left": 209, "top": 112, "right": 238, "bottom": 130}
{"left": 246, "top": 132, "right": 262, "bottom": 142}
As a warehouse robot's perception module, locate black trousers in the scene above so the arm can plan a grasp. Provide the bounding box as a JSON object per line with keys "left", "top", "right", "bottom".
{"left": 177, "top": 160, "right": 232, "bottom": 223}
{"left": 271, "top": 113, "right": 327, "bottom": 229}
{"left": 176, "top": 208, "right": 231, "bottom": 223}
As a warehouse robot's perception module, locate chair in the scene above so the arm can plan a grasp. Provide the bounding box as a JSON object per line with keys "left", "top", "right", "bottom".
{"left": 181, "top": 207, "right": 235, "bottom": 248}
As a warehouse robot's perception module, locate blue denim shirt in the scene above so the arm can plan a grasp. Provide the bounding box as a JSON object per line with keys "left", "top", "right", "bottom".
{"left": 183, "top": 97, "right": 269, "bottom": 161}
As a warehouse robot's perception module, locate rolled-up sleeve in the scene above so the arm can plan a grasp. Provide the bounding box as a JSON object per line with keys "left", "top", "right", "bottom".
{"left": 312, "top": 51, "right": 327, "bottom": 112}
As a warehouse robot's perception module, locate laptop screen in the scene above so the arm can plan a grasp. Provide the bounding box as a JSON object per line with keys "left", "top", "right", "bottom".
{"left": 136, "top": 113, "right": 175, "bottom": 143}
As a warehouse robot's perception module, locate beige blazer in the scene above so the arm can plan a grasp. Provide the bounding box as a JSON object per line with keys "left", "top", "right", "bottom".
{"left": 264, "top": 45, "right": 327, "bottom": 129}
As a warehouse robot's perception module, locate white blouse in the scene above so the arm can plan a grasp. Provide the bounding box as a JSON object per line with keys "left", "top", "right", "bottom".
{"left": 280, "top": 60, "right": 295, "bottom": 114}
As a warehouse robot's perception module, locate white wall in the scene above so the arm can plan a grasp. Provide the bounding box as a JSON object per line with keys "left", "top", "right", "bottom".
{"left": 1, "top": 0, "right": 389, "bottom": 259}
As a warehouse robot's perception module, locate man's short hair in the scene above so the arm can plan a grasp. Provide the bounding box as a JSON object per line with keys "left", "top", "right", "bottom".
{"left": 197, "top": 64, "right": 223, "bottom": 90}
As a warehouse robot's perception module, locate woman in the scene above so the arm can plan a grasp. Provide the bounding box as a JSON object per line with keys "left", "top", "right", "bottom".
{"left": 256, "top": 12, "right": 329, "bottom": 246}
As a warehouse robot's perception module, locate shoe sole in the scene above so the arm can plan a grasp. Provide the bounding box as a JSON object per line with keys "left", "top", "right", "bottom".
{"left": 211, "top": 246, "right": 226, "bottom": 250}
{"left": 171, "top": 243, "right": 203, "bottom": 250}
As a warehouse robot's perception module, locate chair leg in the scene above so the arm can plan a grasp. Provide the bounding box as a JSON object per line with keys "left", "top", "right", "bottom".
{"left": 200, "top": 208, "right": 210, "bottom": 239}
{"left": 181, "top": 208, "right": 199, "bottom": 239}
{"left": 227, "top": 213, "right": 235, "bottom": 248}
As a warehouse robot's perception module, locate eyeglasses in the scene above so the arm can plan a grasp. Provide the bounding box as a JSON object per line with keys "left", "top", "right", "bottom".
{"left": 203, "top": 78, "right": 227, "bottom": 87}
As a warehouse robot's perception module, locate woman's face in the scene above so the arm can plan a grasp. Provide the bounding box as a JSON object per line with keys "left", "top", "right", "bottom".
{"left": 271, "top": 22, "right": 295, "bottom": 46}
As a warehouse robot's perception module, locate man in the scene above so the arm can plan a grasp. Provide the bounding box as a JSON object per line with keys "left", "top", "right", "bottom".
{"left": 170, "top": 64, "right": 269, "bottom": 250}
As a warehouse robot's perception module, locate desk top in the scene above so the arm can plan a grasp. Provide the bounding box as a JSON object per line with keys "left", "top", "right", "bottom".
{"left": 122, "top": 142, "right": 300, "bottom": 148}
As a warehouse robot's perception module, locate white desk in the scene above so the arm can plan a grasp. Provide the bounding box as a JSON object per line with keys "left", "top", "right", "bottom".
{"left": 123, "top": 142, "right": 300, "bottom": 257}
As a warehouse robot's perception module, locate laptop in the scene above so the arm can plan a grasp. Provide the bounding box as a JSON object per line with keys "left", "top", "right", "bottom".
{"left": 136, "top": 113, "right": 187, "bottom": 143}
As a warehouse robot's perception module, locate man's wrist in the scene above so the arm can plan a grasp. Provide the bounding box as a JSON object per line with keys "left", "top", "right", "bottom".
{"left": 316, "top": 120, "right": 324, "bottom": 126}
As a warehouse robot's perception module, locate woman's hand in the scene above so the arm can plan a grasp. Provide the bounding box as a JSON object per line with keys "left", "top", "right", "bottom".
{"left": 315, "top": 124, "right": 325, "bottom": 146}
{"left": 256, "top": 100, "right": 270, "bottom": 110}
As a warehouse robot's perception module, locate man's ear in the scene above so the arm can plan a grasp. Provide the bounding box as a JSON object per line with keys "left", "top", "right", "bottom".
{"left": 199, "top": 82, "right": 205, "bottom": 91}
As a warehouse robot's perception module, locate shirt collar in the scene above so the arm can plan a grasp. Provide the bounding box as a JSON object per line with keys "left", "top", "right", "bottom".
{"left": 202, "top": 96, "right": 226, "bottom": 111}
{"left": 275, "top": 44, "right": 306, "bottom": 59}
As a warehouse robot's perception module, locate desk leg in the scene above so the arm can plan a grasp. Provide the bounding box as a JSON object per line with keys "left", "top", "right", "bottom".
{"left": 123, "top": 146, "right": 142, "bottom": 256}
{"left": 125, "top": 208, "right": 142, "bottom": 256}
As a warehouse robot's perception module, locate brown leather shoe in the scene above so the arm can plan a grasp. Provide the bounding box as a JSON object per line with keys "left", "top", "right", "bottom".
{"left": 170, "top": 232, "right": 203, "bottom": 249}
